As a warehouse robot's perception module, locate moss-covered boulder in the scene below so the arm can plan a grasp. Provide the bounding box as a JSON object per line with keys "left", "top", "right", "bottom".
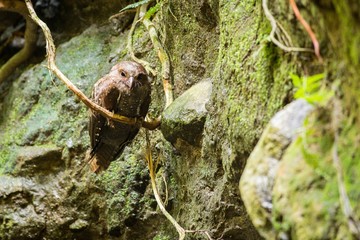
{"left": 239, "top": 0, "right": 360, "bottom": 239}
{"left": 240, "top": 99, "right": 314, "bottom": 239}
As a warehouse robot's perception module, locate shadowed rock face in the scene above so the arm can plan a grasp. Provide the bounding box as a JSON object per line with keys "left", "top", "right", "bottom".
{"left": 0, "top": 175, "right": 46, "bottom": 239}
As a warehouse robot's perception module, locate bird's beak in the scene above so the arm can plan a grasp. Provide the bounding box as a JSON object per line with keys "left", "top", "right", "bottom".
{"left": 126, "top": 76, "right": 135, "bottom": 89}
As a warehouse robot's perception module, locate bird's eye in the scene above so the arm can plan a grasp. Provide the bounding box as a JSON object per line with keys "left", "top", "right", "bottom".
{"left": 120, "top": 71, "right": 126, "bottom": 77}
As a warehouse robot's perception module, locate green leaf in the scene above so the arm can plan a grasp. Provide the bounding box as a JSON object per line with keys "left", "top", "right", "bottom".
{"left": 119, "top": 0, "right": 153, "bottom": 13}
{"left": 318, "top": 90, "right": 334, "bottom": 105}
{"left": 294, "top": 88, "right": 305, "bottom": 99}
{"left": 305, "top": 93, "right": 326, "bottom": 104}
{"left": 305, "top": 90, "right": 334, "bottom": 105}
{"left": 290, "top": 73, "right": 301, "bottom": 88}
{"left": 306, "top": 73, "right": 325, "bottom": 84}
{"left": 305, "top": 81, "right": 321, "bottom": 93}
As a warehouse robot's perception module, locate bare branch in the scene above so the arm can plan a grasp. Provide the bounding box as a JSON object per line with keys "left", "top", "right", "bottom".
{"left": 24, "top": 0, "right": 159, "bottom": 130}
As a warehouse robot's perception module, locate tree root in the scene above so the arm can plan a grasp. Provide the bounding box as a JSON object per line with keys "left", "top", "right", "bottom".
{"left": 139, "top": 2, "right": 173, "bottom": 109}
{"left": 0, "top": 0, "right": 38, "bottom": 84}
{"left": 262, "top": 0, "right": 314, "bottom": 54}
{"left": 127, "top": 7, "right": 157, "bottom": 76}
{"left": 145, "top": 131, "right": 213, "bottom": 240}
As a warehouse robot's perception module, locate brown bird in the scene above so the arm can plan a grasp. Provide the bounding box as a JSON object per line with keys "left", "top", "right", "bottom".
{"left": 88, "top": 61, "right": 151, "bottom": 173}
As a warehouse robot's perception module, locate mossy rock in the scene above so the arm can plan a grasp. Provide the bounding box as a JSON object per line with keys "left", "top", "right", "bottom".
{"left": 161, "top": 79, "right": 212, "bottom": 146}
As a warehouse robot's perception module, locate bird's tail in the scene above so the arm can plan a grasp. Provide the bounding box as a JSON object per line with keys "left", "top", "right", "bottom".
{"left": 88, "top": 157, "right": 101, "bottom": 173}
{"left": 76, "top": 150, "right": 103, "bottom": 174}
{"left": 87, "top": 143, "right": 123, "bottom": 173}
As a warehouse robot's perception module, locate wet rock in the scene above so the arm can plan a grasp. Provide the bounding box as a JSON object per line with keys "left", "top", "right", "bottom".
{"left": 239, "top": 99, "right": 314, "bottom": 239}
{"left": 14, "top": 145, "right": 63, "bottom": 176}
{"left": 161, "top": 79, "right": 212, "bottom": 146}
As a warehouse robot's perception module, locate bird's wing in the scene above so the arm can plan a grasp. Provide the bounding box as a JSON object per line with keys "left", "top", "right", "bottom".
{"left": 139, "top": 92, "right": 151, "bottom": 117}
{"left": 89, "top": 87, "right": 120, "bottom": 155}
{"left": 89, "top": 110, "right": 105, "bottom": 152}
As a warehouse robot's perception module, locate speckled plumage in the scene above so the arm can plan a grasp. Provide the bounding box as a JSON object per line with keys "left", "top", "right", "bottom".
{"left": 88, "top": 61, "right": 151, "bottom": 173}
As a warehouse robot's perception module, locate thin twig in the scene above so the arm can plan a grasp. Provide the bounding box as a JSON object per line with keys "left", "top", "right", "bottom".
{"left": 167, "top": 0, "right": 178, "bottom": 21}
{"left": 139, "top": 3, "right": 173, "bottom": 109}
{"left": 24, "top": 0, "right": 159, "bottom": 130}
{"left": 162, "top": 174, "right": 169, "bottom": 206}
{"left": 145, "top": 130, "right": 186, "bottom": 240}
{"left": 0, "top": 35, "right": 13, "bottom": 55}
{"left": 332, "top": 134, "right": 360, "bottom": 237}
{"left": 185, "top": 229, "right": 214, "bottom": 240}
{"left": 262, "top": 0, "right": 314, "bottom": 53}
{"left": 276, "top": 20, "right": 293, "bottom": 46}
{"left": 289, "top": 0, "right": 323, "bottom": 62}
{"left": 127, "top": 7, "right": 157, "bottom": 76}
{"left": 0, "top": 0, "right": 38, "bottom": 83}
{"left": 145, "top": 131, "right": 213, "bottom": 240}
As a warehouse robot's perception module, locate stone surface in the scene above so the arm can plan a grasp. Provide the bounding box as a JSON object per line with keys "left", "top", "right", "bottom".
{"left": 239, "top": 99, "right": 314, "bottom": 239}
{"left": 161, "top": 79, "right": 212, "bottom": 146}
{"left": 14, "top": 145, "right": 63, "bottom": 176}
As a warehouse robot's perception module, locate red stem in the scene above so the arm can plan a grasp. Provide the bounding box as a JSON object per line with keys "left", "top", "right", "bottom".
{"left": 289, "top": 0, "right": 323, "bottom": 62}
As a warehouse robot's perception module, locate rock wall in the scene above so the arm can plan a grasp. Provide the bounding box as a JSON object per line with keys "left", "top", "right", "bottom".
{"left": 1, "top": 0, "right": 359, "bottom": 239}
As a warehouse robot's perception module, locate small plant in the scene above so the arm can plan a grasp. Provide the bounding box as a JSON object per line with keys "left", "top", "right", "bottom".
{"left": 291, "top": 73, "right": 333, "bottom": 106}
{"left": 119, "top": 0, "right": 153, "bottom": 13}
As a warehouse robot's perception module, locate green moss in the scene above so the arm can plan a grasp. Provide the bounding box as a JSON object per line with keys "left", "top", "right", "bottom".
{"left": 0, "top": 216, "right": 14, "bottom": 240}
{"left": 272, "top": 138, "right": 341, "bottom": 239}
{"left": 152, "top": 232, "right": 171, "bottom": 240}
{"left": 333, "top": 1, "right": 360, "bottom": 66}
{"left": 271, "top": 105, "right": 359, "bottom": 239}
{"left": 0, "top": 26, "right": 122, "bottom": 174}
{"left": 338, "top": 122, "right": 360, "bottom": 213}
{"left": 215, "top": 0, "right": 291, "bottom": 157}
{"left": 94, "top": 152, "right": 151, "bottom": 232}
